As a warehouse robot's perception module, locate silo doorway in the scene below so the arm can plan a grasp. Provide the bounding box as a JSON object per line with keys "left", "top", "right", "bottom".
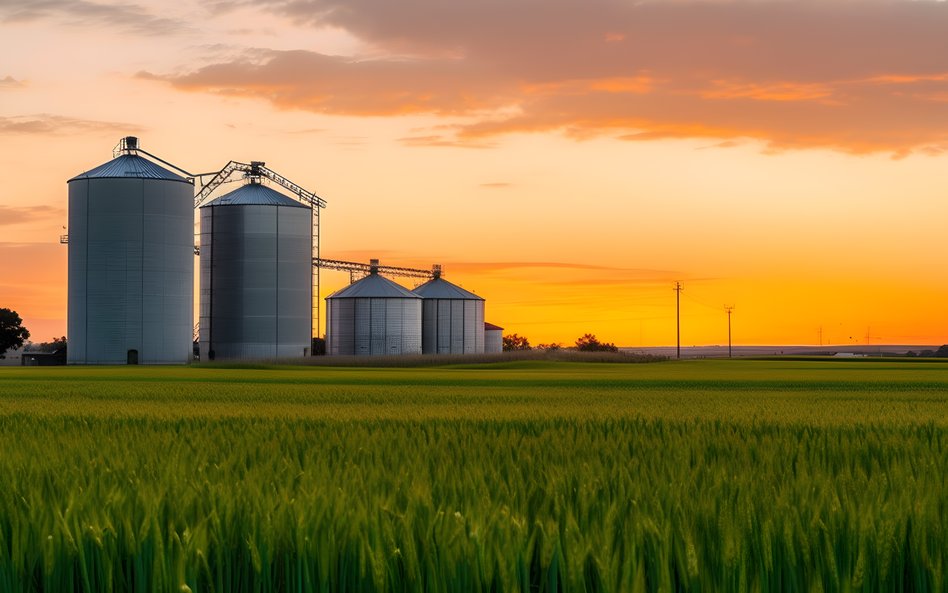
{"left": 127, "top": 350, "right": 139, "bottom": 365}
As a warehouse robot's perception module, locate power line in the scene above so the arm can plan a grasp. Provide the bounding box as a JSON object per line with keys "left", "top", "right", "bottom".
{"left": 682, "top": 291, "right": 725, "bottom": 312}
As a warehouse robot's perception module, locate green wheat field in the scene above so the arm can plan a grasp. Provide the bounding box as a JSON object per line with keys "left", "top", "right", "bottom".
{"left": 1, "top": 359, "right": 946, "bottom": 592}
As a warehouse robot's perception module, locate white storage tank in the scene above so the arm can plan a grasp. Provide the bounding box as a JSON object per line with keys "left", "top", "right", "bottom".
{"left": 67, "top": 138, "right": 194, "bottom": 364}
{"left": 199, "top": 181, "right": 312, "bottom": 360}
{"left": 326, "top": 260, "right": 422, "bottom": 355}
{"left": 412, "top": 267, "right": 485, "bottom": 354}
{"left": 485, "top": 322, "right": 504, "bottom": 353}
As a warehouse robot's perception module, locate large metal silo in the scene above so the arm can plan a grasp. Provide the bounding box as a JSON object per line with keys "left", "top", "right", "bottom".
{"left": 326, "top": 262, "right": 422, "bottom": 355}
{"left": 199, "top": 182, "right": 312, "bottom": 360}
{"left": 412, "top": 270, "right": 485, "bottom": 354}
{"left": 67, "top": 138, "right": 194, "bottom": 364}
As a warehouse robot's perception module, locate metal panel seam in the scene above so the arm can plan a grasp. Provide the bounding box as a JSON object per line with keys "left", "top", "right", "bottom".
{"left": 275, "top": 206, "right": 279, "bottom": 352}
{"left": 140, "top": 178, "right": 144, "bottom": 362}
{"left": 209, "top": 207, "right": 214, "bottom": 355}
{"left": 84, "top": 181, "right": 89, "bottom": 361}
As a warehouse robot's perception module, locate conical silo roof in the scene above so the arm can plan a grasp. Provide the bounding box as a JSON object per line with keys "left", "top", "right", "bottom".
{"left": 68, "top": 154, "right": 189, "bottom": 183}
{"left": 412, "top": 277, "right": 483, "bottom": 300}
{"left": 327, "top": 273, "right": 420, "bottom": 299}
{"left": 202, "top": 182, "right": 308, "bottom": 208}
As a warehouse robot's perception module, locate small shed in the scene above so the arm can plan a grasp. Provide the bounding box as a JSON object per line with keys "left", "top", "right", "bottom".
{"left": 21, "top": 348, "right": 67, "bottom": 366}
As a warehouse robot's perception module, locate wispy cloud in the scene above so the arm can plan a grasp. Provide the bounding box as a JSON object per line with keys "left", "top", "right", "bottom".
{"left": 445, "top": 261, "right": 677, "bottom": 277}
{"left": 398, "top": 134, "right": 494, "bottom": 149}
{"left": 0, "top": 205, "right": 64, "bottom": 226}
{"left": 0, "top": 0, "right": 186, "bottom": 35}
{"left": 145, "top": 0, "right": 948, "bottom": 155}
{"left": 0, "top": 114, "right": 143, "bottom": 136}
{"left": 0, "top": 75, "right": 24, "bottom": 88}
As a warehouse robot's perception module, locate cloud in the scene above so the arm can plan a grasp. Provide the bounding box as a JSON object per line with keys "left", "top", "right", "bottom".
{"left": 444, "top": 261, "right": 676, "bottom": 277}
{"left": 142, "top": 49, "right": 515, "bottom": 116}
{"left": 0, "top": 114, "right": 143, "bottom": 136}
{"left": 0, "top": 0, "right": 185, "bottom": 35}
{"left": 398, "top": 134, "right": 494, "bottom": 149}
{"left": 0, "top": 205, "right": 65, "bottom": 226}
{"left": 0, "top": 75, "right": 24, "bottom": 88}
{"left": 284, "top": 127, "right": 328, "bottom": 134}
{"left": 148, "top": 0, "right": 948, "bottom": 155}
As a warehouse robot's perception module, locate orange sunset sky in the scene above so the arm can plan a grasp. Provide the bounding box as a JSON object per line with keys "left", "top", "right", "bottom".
{"left": 2, "top": 0, "right": 948, "bottom": 347}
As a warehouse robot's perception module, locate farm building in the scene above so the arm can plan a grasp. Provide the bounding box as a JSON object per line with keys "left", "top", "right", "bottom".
{"left": 325, "top": 260, "right": 422, "bottom": 356}
{"left": 66, "top": 138, "right": 193, "bottom": 364}
{"left": 412, "top": 270, "right": 485, "bottom": 354}
{"left": 199, "top": 181, "right": 312, "bottom": 360}
{"left": 484, "top": 322, "right": 504, "bottom": 353}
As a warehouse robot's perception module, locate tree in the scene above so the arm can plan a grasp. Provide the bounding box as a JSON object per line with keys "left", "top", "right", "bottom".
{"left": 536, "top": 343, "right": 562, "bottom": 351}
{"left": 26, "top": 336, "right": 66, "bottom": 353}
{"left": 0, "top": 308, "right": 30, "bottom": 359}
{"left": 502, "top": 333, "right": 532, "bottom": 351}
{"left": 935, "top": 345, "right": 948, "bottom": 358}
{"left": 575, "top": 333, "right": 619, "bottom": 353}
{"left": 312, "top": 337, "right": 326, "bottom": 356}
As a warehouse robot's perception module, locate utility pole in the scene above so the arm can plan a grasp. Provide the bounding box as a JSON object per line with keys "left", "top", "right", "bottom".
{"left": 674, "top": 282, "right": 683, "bottom": 359}
{"left": 724, "top": 305, "right": 735, "bottom": 358}
{"left": 818, "top": 326, "right": 823, "bottom": 347}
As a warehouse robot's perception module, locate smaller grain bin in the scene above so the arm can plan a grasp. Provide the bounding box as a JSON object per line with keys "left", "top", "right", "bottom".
{"left": 412, "top": 267, "right": 485, "bottom": 354}
{"left": 326, "top": 260, "right": 422, "bottom": 355}
{"left": 484, "top": 322, "right": 504, "bottom": 353}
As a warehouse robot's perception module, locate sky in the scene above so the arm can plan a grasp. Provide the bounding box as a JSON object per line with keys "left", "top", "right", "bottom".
{"left": 1, "top": 0, "right": 947, "bottom": 347}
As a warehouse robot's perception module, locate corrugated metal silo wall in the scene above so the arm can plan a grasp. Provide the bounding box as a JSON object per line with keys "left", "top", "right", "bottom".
{"left": 200, "top": 204, "right": 311, "bottom": 359}
{"left": 326, "top": 298, "right": 354, "bottom": 355}
{"left": 327, "top": 297, "right": 421, "bottom": 355}
{"left": 67, "top": 178, "right": 193, "bottom": 364}
{"left": 421, "top": 299, "right": 485, "bottom": 354}
{"left": 485, "top": 329, "right": 503, "bottom": 353}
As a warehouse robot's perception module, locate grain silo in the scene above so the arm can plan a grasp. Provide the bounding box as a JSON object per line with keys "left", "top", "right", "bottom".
{"left": 67, "top": 137, "right": 193, "bottom": 364}
{"left": 412, "top": 267, "right": 485, "bottom": 354}
{"left": 326, "top": 260, "right": 422, "bottom": 355}
{"left": 199, "top": 180, "right": 312, "bottom": 360}
{"left": 484, "top": 322, "right": 504, "bottom": 353}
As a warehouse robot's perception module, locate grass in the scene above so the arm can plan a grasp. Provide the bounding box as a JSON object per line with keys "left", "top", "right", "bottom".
{"left": 192, "top": 349, "right": 666, "bottom": 368}
{"left": 0, "top": 359, "right": 946, "bottom": 591}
